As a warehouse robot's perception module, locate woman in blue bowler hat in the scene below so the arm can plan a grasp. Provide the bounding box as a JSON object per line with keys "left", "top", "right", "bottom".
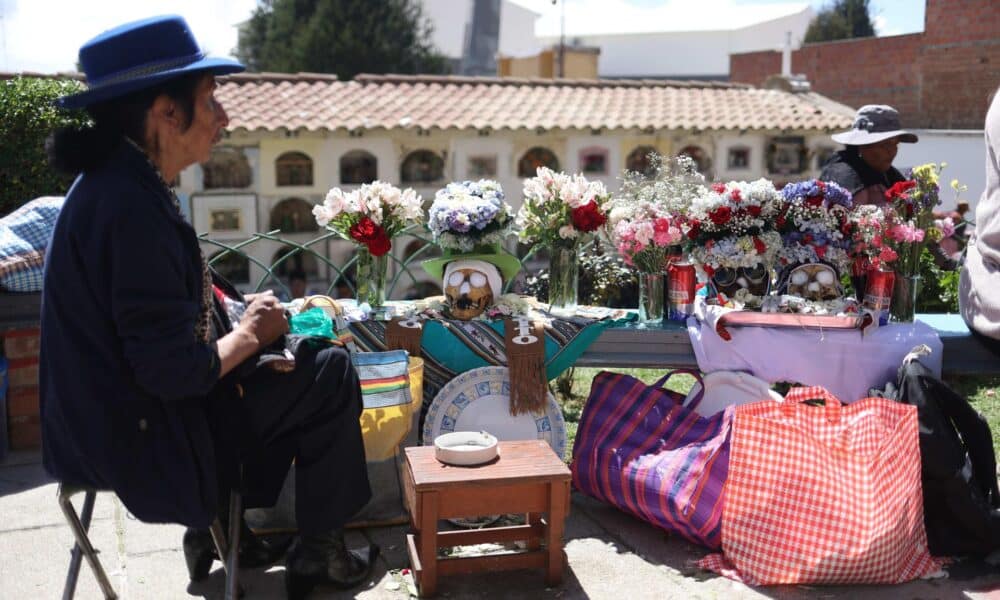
{"left": 41, "top": 15, "right": 376, "bottom": 598}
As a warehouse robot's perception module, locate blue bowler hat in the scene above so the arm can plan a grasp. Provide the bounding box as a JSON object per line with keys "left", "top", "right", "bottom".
{"left": 58, "top": 15, "right": 245, "bottom": 109}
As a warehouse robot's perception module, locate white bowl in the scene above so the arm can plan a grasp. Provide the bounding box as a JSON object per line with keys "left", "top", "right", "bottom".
{"left": 433, "top": 431, "right": 499, "bottom": 466}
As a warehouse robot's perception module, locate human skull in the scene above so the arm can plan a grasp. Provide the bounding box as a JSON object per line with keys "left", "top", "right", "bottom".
{"left": 712, "top": 262, "right": 772, "bottom": 299}
{"left": 783, "top": 263, "right": 842, "bottom": 301}
{"left": 444, "top": 266, "right": 497, "bottom": 320}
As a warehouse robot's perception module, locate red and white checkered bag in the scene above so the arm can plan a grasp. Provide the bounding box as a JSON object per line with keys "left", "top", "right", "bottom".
{"left": 699, "top": 386, "right": 942, "bottom": 585}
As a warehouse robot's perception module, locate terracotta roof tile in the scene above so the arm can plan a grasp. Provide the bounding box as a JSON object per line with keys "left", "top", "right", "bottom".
{"left": 216, "top": 73, "right": 854, "bottom": 133}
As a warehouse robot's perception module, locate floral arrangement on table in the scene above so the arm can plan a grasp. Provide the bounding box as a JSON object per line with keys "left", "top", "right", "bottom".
{"left": 313, "top": 180, "right": 423, "bottom": 255}
{"left": 880, "top": 163, "right": 948, "bottom": 278}
{"left": 427, "top": 180, "right": 514, "bottom": 252}
{"left": 774, "top": 179, "right": 854, "bottom": 274}
{"left": 516, "top": 167, "right": 610, "bottom": 248}
{"left": 845, "top": 204, "right": 898, "bottom": 275}
{"left": 686, "top": 179, "right": 783, "bottom": 277}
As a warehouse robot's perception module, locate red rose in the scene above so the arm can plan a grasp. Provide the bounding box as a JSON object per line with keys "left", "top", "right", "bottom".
{"left": 885, "top": 180, "right": 916, "bottom": 201}
{"left": 367, "top": 231, "right": 392, "bottom": 256}
{"left": 815, "top": 244, "right": 827, "bottom": 259}
{"left": 686, "top": 220, "right": 701, "bottom": 240}
{"left": 748, "top": 205, "right": 762, "bottom": 217}
{"left": 752, "top": 237, "right": 766, "bottom": 255}
{"left": 730, "top": 188, "right": 742, "bottom": 203}
{"left": 711, "top": 183, "right": 726, "bottom": 193}
{"left": 350, "top": 216, "right": 378, "bottom": 243}
{"left": 708, "top": 206, "right": 732, "bottom": 226}
{"left": 571, "top": 201, "right": 607, "bottom": 232}
{"left": 806, "top": 195, "right": 824, "bottom": 207}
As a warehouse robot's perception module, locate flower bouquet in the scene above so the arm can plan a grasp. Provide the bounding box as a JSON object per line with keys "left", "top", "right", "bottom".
{"left": 686, "top": 180, "right": 783, "bottom": 305}
{"left": 427, "top": 180, "right": 514, "bottom": 252}
{"left": 313, "top": 180, "right": 423, "bottom": 307}
{"left": 517, "top": 167, "right": 610, "bottom": 314}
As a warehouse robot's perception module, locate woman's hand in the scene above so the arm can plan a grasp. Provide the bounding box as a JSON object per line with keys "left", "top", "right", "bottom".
{"left": 239, "top": 294, "right": 289, "bottom": 348}
{"left": 216, "top": 294, "right": 289, "bottom": 377}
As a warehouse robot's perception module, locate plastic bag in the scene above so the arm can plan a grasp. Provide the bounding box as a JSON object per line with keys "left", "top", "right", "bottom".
{"left": 289, "top": 307, "right": 334, "bottom": 339}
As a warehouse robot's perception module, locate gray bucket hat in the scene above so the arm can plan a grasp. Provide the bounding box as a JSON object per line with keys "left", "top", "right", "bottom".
{"left": 831, "top": 105, "right": 918, "bottom": 146}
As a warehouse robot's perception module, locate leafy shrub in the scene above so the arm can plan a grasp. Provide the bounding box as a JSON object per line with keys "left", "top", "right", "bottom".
{"left": 523, "top": 245, "right": 638, "bottom": 308}
{"left": 0, "top": 77, "right": 88, "bottom": 216}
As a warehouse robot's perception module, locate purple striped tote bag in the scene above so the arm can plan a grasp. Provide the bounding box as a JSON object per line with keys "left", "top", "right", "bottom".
{"left": 571, "top": 369, "right": 734, "bottom": 549}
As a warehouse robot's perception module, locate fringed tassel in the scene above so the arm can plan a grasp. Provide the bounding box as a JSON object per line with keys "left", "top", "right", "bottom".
{"left": 385, "top": 317, "right": 424, "bottom": 358}
{"left": 504, "top": 317, "right": 548, "bottom": 416}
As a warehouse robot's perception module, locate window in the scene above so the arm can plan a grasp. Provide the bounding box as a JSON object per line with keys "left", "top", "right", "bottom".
{"left": 766, "top": 136, "right": 806, "bottom": 176}
{"left": 467, "top": 155, "right": 497, "bottom": 178}
{"left": 269, "top": 197, "right": 318, "bottom": 233}
{"left": 209, "top": 250, "right": 249, "bottom": 284}
{"left": 626, "top": 146, "right": 658, "bottom": 177}
{"left": 202, "top": 147, "right": 251, "bottom": 189}
{"left": 270, "top": 245, "right": 319, "bottom": 279}
{"left": 579, "top": 147, "right": 608, "bottom": 175}
{"left": 517, "top": 147, "right": 559, "bottom": 178}
{"left": 727, "top": 147, "right": 750, "bottom": 170}
{"left": 678, "top": 145, "right": 712, "bottom": 176}
{"left": 275, "top": 151, "right": 313, "bottom": 186}
{"left": 400, "top": 150, "right": 445, "bottom": 184}
{"left": 340, "top": 150, "right": 377, "bottom": 184}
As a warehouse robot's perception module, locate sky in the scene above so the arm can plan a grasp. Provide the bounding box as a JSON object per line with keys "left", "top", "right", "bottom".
{"left": 0, "top": 0, "right": 926, "bottom": 74}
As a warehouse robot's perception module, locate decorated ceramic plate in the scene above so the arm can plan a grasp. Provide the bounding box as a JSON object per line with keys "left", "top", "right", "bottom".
{"left": 422, "top": 366, "right": 567, "bottom": 460}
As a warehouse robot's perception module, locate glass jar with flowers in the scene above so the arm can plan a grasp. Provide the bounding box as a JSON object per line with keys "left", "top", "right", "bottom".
{"left": 845, "top": 204, "right": 898, "bottom": 322}
{"left": 313, "top": 181, "right": 423, "bottom": 308}
{"left": 686, "top": 180, "right": 783, "bottom": 308}
{"left": 517, "top": 167, "right": 610, "bottom": 316}
{"left": 878, "top": 163, "right": 954, "bottom": 322}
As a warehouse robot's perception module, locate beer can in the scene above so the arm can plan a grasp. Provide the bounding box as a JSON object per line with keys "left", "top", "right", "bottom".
{"left": 863, "top": 269, "right": 894, "bottom": 326}
{"left": 667, "top": 262, "right": 696, "bottom": 321}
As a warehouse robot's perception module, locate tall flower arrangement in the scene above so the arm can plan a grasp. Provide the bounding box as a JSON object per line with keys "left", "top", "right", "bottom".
{"left": 775, "top": 179, "right": 854, "bottom": 274}
{"left": 846, "top": 204, "right": 898, "bottom": 274}
{"left": 313, "top": 181, "right": 423, "bottom": 255}
{"left": 686, "top": 179, "right": 783, "bottom": 278}
{"left": 427, "top": 180, "right": 514, "bottom": 252}
{"left": 881, "top": 163, "right": 947, "bottom": 277}
{"left": 516, "top": 166, "right": 610, "bottom": 248}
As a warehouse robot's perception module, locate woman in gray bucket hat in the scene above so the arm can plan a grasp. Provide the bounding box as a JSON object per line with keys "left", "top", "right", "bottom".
{"left": 820, "top": 104, "right": 919, "bottom": 207}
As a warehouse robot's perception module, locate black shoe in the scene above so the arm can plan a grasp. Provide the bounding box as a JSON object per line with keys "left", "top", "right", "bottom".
{"left": 284, "top": 530, "right": 379, "bottom": 600}
{"left": 182, "top": 523, "right": 293, "bottom": 581}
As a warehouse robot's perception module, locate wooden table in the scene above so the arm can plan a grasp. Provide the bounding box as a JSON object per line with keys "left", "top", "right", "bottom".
{"left": 402, "top": 440, "right": 572, "bottom": 597}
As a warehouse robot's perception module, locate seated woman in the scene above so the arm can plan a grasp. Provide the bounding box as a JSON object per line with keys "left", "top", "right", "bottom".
{"left": 961, "top": 88, "right": 1000, "bottom": 355}
{"left": 40, "top": 15, "right": 375, "bottom": 599}
{"left": 820, "top": 104, "right": 917, "bottom": 206}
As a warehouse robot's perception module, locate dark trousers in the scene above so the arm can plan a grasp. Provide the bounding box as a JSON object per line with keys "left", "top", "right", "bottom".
{"left": 210, "top": 342, "right": 371, "bottom": 534}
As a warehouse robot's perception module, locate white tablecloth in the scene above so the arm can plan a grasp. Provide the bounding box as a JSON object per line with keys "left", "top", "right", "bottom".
{"left": 686, "top": 302, "right": 943, "bottom": 403}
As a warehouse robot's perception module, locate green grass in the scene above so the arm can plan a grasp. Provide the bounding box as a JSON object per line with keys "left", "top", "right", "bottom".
{"left": 554, "top": 368, "right": 1000, "bottom": 463}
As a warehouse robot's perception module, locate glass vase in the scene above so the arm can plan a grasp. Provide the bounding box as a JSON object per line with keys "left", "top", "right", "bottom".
{"left": 355, "top": 245, "right": 387, "bottom": 308}
{"left": 548, "top": 245, "right": 579, "bottom": 317}
{"left": 638, "top": 272, "right": 666, "bottom": 326}
{"left": 890, "top": 273, "right": 920, "bottom": 323}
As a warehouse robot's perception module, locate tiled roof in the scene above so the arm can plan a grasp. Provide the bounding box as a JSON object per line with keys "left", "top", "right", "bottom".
{"left": 216, "top": 73, "right": 855, "bottom": 133}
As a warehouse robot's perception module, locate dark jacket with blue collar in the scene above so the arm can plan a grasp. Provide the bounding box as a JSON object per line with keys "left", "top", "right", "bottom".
{"left": 40, "top": 140, "right": 223, "bottom": 528}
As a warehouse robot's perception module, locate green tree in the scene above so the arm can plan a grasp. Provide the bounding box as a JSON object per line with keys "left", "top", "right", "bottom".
{"left": 0, "top": 77, "right": 89, "bottom": 216}
{"left": 804, "top": 0, "right": 876, "bottom": 44}
{"left": 235, "top": 0, "right": 450, "bottom": 78}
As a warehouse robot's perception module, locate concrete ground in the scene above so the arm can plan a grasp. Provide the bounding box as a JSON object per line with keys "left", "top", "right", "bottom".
{"left": 1, "top": 450, "right": 997, "bottom": 600}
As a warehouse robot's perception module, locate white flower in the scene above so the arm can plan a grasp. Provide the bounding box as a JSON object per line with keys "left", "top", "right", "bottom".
{"left": 312, "top": 204, "right": 334, "bottom": 227}
{"left": 558, "top": 225, "right": 578, "bottom": 240}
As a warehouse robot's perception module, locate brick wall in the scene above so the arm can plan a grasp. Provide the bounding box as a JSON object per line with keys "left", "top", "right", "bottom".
{"left": 730, "top": 34, "right": 923, "bottom": 124}
{"left": 3, "top": 328, "right": 41, "bottom": 450}
{"left": 919, "top": 0, "right": 1000, "bottom": 129}
{"left": 730, "top": 0, "right": 1000, "bottom": 129}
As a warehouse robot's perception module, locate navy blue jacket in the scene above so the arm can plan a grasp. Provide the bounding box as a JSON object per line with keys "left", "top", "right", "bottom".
{"left": 40, "top": 141, "right": 222, "bottom": 528}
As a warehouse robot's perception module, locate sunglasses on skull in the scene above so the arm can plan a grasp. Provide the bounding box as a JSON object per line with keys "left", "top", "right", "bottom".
{"left": 713, "top": 264, "right": 769, "bottom": 286}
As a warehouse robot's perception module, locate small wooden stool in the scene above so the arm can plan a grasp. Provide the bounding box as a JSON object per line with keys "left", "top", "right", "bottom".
{"left": 403, "top": 440, "right": 571, "bottom": 597}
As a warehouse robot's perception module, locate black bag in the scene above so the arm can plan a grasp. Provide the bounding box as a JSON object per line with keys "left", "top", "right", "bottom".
{"left": 873, "top": 356, "right": 1000, "bottom": 557}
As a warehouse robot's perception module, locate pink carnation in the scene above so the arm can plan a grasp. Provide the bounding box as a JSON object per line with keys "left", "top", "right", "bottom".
{"left": 889, "top": 224, "right": 925, "bottom": 243}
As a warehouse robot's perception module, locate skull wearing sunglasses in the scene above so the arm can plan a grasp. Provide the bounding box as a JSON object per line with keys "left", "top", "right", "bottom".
{"left": 444, "top": 266, "right": 496, "bottom": 320}
{"left": 712, "top": 262, "right": 772, "bottom": 299}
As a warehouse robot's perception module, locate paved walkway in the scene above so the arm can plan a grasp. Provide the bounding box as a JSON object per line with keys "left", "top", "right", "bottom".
{"left": 1, "top": 451, "right": 997, "bottom": 599}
